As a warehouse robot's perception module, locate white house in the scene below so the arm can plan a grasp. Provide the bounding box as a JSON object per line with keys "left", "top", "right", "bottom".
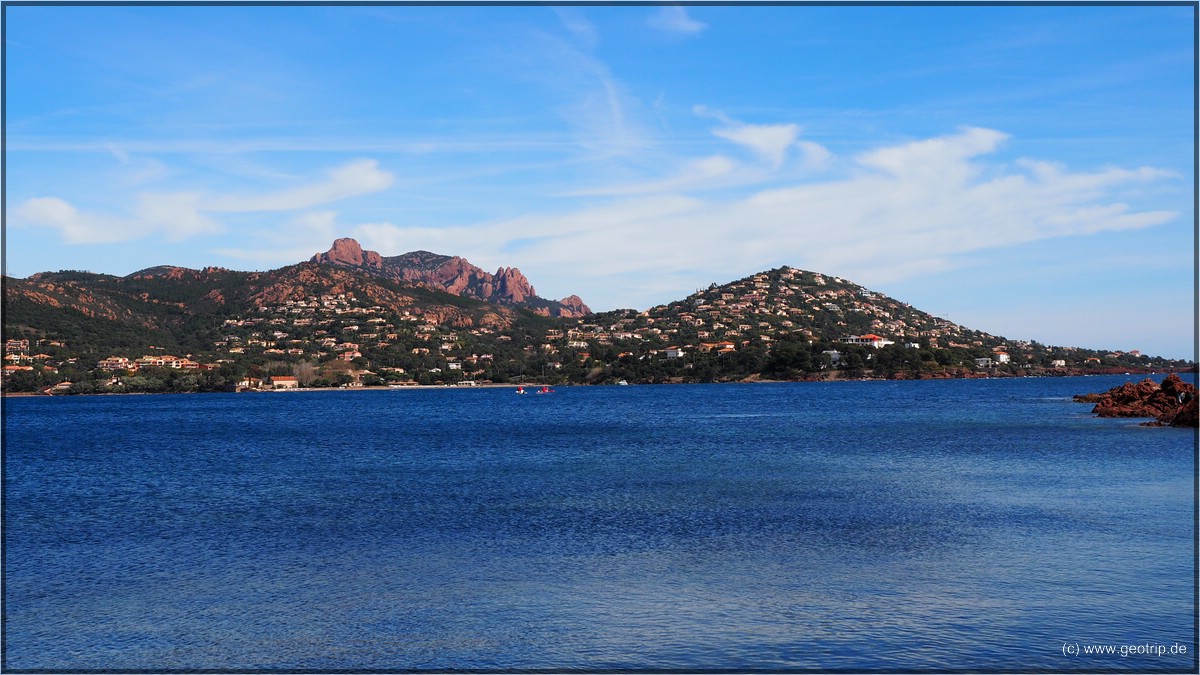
{"left": 270, "top": 376, "right": 299, "bottom": 389}
{"left": 840, "top": 334, "right": 895, "bottom": 349}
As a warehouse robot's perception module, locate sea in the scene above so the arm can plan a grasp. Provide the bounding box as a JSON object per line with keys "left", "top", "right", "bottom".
{"left": 3, "top": 375, "right": 1196, "bottom": 673}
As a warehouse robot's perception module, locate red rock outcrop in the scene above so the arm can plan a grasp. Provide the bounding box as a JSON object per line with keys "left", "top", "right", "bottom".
{"left": 558, "top": 295, "right": 591, "bottom": 317}
{"left": 309, "top": 238, "right": 590, "bottom": 317}
{"left": 1169, "top": 397, "right": 1198, "bottom": 427}
{"left": 494, "top": 267, "right": 535, "bottom": 304}
{"left": 310, "top": 238, "right": 383, "bottom": 269}
{"left": 1075, "top": 374, "right": 1198, "bottom": 427}
{"left": 420, "top": 257, "right": 490, "bottom": 296}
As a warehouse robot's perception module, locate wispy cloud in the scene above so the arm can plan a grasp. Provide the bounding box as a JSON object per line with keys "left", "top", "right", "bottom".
{"left": 500, "top": 28, "right": 655, "bottom": 161}
{"left": 554, "top": 7, "right": 599, "bottom": 49}
{"left": 563, "top": 155, "right": 739, "bottom": 197}
{"left": 647, "top": 6, "right": 707, "bottom": 35}
{"left": 712, "top": 123, "right": 800, "bottom": 169}
{"left": 135, "top": 192, "right": 224, "bottom": 241}
{"left": 695, "top": 105, "right": 828, "bottom": 170}
{"left": 16, "top": 197, "right": 152, "bottom": 245}
{"left": 16, "top": 192, "right": 223, "bottom": 244}
{"left": 14, "top": 159, "right": 395, "bottom": 245}
{"left": 205, "top": 159, "right": 394, "bottom": 212}
{"left": 855, "top": 126, "right": 1007, "bottom": 181}
{"left": 325, "top": 127, "right": 1178, "bottom": 309}
{"left": 214, "top": 210, "right": 343, "bottom": 266}
{"left": 796, "top": 141, "right": 833, "bottom": 171}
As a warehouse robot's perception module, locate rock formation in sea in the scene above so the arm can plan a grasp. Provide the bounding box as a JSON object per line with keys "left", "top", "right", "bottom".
{"left": 309, "top": 238, "right": 590, "bottom": 318}
{"left": 1074, "top": 374, "right": 1198, "bottom": 427}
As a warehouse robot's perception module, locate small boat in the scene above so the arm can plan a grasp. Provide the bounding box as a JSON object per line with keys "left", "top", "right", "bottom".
{"left": 616, "top": 380, "right": 628, "bottom": 386}
{"left": 536, "top": 385, "right": 554, "bottom": 394}
{"left": 516, "top": 386, "right": 527, "bottom": 394}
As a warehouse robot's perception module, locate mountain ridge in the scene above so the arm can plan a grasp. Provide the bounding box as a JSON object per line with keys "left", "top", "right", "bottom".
{"left": 3, "top": 248, "right": 1192, "bottom": 393}
{"left": 309, "top": 238, "right": 591, "bottom": 318}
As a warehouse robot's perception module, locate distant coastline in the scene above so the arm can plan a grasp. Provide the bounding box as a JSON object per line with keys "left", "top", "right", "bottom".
{"left": 6, "top": 365, "right": 1193, "bottom": 398}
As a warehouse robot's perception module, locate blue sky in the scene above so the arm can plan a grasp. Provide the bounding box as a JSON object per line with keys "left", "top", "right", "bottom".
{"left": 4, "top": 3, "right": 1195, "bottom": 359}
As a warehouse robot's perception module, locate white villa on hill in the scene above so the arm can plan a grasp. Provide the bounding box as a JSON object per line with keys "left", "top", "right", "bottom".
{"left": 839, "top": 334, "right": 895, "bottom": 349}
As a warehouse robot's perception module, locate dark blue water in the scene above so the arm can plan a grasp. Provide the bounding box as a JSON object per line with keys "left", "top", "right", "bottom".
{"left": 4, "top": 376, "right": 1195, "bottom": 672}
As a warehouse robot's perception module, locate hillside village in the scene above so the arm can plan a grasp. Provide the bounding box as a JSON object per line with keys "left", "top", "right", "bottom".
{"left": 3, "top": 262, "right": 1186, "bottom": 395}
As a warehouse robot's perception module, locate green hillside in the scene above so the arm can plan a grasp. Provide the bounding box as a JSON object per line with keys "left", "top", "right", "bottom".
{"left": 3, "top": 263, "right": 1193, "bottom": 394}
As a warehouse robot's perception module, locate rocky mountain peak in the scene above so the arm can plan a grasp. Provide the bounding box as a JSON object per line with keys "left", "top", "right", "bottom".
{"left": 559, "top": 295, "right": 591, "bottom": 315}
{"left": 305, "top": 238, "right": 591, "bottom": 318}
{"left": 311, "top": 238, "right": 383, "bottom": 269}
{"left": 494, "top": 267, "right": 535, "bottom": 304}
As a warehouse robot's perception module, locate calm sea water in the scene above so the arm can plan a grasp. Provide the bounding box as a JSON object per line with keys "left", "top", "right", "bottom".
{"left": 4, "top": 375, "right": 1196, "bottom": 672}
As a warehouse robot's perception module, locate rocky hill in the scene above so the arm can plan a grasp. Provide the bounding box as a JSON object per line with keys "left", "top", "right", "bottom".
{"left": 625, "top": 266, "right": 1004, "bottom": 352}
{"left": 4, "top": 262, "right": 528, "bottom": 360}
{"left": 310, "top": 238, "right": 590, "bottom": 318}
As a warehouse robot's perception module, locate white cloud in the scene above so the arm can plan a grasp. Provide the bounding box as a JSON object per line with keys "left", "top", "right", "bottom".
{"left": 712, "top": 123, "right": 801, "bottom": 168}
{"left": 647, "top": 6, "right": 707, "bottom": 35}
{"left": 16, "top": 197, "right": 147, "bottom": 244}
{"left": 14, "top": 125, "right": 1179, "bottom": 321}
{"left": 135, "top": 192, "right": 222, "bottom": 241}
{"left": 17, "top": 192, "right": 223, "bottom": 245}
{"left": 796, "top": 141, "right": 833, "bottom": 172}
{"left": 856, "top": 126, "right": 1008, "bottom": 181}
{"left": 15, "top": 159, "right": 394, "bottom": 246}
{"left": 365, "top": 126, "right": 1176, "bottom": 310}
{"left": 696, "top": 105, "right": 831, "bottom": 170}
{"left": 202, "top": 127, "right": 1174, "bottom": 310}
{"left": 214, "top": 210, "right": 343, "bottom": 266}
{"left": 205, "top": 159, "right": 394, "bottom": 212}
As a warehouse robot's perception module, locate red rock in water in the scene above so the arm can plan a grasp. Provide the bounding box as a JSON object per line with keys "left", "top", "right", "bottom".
{"left": 1082, "top": 374, "right": 1197, "bottom": 427}
{"left": 1168, "top": 397, "right": 1198, "bottom": 428}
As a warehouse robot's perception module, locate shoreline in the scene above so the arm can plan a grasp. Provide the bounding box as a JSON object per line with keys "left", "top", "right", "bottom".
{"left": 4, "top": 368, "right": 1193, "bottom": 398}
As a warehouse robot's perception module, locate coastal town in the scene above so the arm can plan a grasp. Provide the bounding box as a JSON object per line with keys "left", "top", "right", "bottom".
{"left": 3, "top": 264, "right": 1186, "bottom": 396}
